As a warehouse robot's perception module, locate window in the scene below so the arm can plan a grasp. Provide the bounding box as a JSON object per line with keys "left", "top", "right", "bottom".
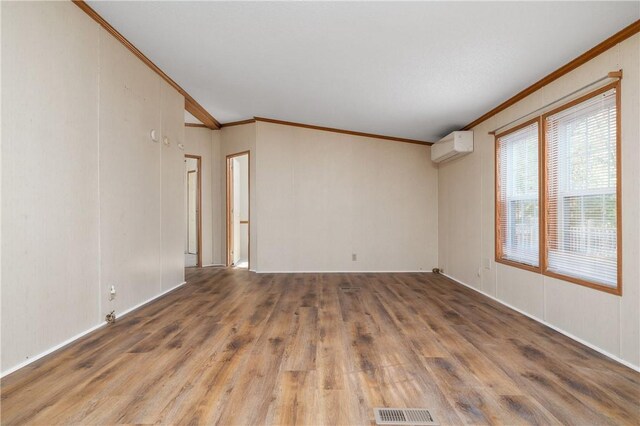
{"left": 543, "top": 83, "right": 620, "bottom": 293}
{"left": 494, "top": 81, "right": 621, "bottom": 295}
{"left": 495, "top": 119, "right": 540, "bottom": 270}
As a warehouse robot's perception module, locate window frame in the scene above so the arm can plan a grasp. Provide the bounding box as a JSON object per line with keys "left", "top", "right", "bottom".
{"left": 494, "top": 117, "right": 543, "bottom": 274}
{"left": 494, "top": 81, "right": 622, "bottom": 296}
{"left": 541, "top": 81, "right": 622, "bottom": 295}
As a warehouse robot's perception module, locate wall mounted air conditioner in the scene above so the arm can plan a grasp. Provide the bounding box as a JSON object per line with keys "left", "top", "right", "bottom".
{"left": 431, "top": 131, "right": 473, "bottom": 164}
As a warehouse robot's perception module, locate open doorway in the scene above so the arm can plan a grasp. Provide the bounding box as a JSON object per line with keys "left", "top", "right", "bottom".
{"left": 226, "top": 151, "right": 250, "bottom": 268}
{"left": 185, "top": 155, "right": 202, "bottom": 267}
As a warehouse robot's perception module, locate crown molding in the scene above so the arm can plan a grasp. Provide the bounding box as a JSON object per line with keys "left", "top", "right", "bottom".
{"left": 72, "top": 2, "right": 636, "bottom": 140}
{"left": 462, "top": 19, "right": 640, "bottom": 130}
{"left": 72, "top": 0, "right": 220, "bottom": 130}
{"left": 220, "top": 119, "right": 257, "bottom": 128}
{"left": 253, "top": 117, "right": 433, "bottom": 146}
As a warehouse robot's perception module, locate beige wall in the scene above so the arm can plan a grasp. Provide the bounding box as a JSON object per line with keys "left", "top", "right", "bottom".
{"left": 438, "top": 35, "right": 640, "bottom": 369}
{"left": 211, "top": 131, "right": 223, "bottom": 264}
{"left": 1, "top": 2, "right": 186, "bottom": 374}
{"left": 213, "top": 122, "right": 439, "bottom": 272}
{"left": 183, "top": 127, "right": 220, "bottom": 266}
{"left": 219, "top": 124, "right": 257, "bottom": 268}
{"left": 255, "top": 122, "right": 439, "bottom": 272}
{"left": 159, "top": 84, "right": 186, "bottom": 290}
{"left": 2, "top": 1, "right": 101, "bottom": 375}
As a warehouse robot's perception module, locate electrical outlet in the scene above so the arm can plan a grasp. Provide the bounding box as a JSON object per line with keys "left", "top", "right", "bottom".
{"left": 109, "top": 285, "right": 116, "bottom": 301}
{"left": 352, "top": 253, "right": 357, "bottom": 261}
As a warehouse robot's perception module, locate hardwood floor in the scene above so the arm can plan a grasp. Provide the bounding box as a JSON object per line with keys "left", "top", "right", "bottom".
{"left": 1, "top": 268, "right": 639, "bottom": 425}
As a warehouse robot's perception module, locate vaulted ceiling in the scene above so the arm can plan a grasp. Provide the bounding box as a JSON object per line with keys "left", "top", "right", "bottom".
{"left": 88, "top": 1, "right": 639, "bottom": 141}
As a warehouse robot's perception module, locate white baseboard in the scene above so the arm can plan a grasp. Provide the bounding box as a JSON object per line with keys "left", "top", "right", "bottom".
{"left": 442, "top": 272, "right": 640, "bottom": 373}
{"left": 117, "top": 281, "right": 186, "bottom": 320}
{"left": 255, "top": 270, "right": 429, "bottom": 274}
{"left": 201, "top": 264, "right": 225, "bottom": 268}
{"left": 1, "top": 322, "right": 107, "bottom": 378}
{"left": 1, "top": 281, "right": 187, "bottom": 378}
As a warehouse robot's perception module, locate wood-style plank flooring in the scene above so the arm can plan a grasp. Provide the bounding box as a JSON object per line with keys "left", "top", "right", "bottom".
{"left": 1, "top": 268, "right": 639, "bottom": 425}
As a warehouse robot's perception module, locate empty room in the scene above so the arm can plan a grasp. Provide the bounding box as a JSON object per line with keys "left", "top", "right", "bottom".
{"left": 1, "top": 1, "right": 639, "bottom": 425}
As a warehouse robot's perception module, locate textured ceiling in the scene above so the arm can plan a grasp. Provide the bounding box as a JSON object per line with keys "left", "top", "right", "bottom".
{"left": 88, "top": 1, "right": 638, "bottom": 141}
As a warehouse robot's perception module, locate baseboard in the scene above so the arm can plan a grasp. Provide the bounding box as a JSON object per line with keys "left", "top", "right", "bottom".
{"left": 0, "top": 322, "right": 107, "bottom": 378}
{"left": 0, "top": 281, "right": 187, "bottom": 378}
{"left": 441, "top": 273, "right": 640, "bottom": 373}
{"left": 116, "top": 281, "right": 186, "bottom": 320}
{"left": 255, "top": 270, "right": 430, "bottom": 274}
{"left": 202, "top": 264, "right": 225, "bottom": 268}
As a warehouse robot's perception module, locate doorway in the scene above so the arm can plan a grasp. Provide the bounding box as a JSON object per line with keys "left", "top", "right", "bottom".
{"left": 226, "top": 151, "right": 250, "bottom": 268}
{"left": 185, "top": 155, "right": 202, "bottom": 267}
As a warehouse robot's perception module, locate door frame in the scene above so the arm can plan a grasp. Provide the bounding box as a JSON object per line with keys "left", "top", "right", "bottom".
{"left": 185, "top": 154, "right": 202, "bottom": 268}
{"left": 186, "top": 169, "right": 197, "bottom": 255}
{"left": 226, "top": 150, "right": 251, "bottom": 268}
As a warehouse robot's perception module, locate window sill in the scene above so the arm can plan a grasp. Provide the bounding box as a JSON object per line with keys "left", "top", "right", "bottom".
{"left": 495, "top": 257, "right": 541, "bottom": 274}
{"left": 543, "top": 269, "right": 621, "bottom": 296}
{"left": 494, "top": 258, "right": 622, "bottom": 296}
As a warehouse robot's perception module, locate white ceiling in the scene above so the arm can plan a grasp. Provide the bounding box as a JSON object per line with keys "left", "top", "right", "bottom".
{"left": 88, "top": 1, "right": 638, "bottom": 141}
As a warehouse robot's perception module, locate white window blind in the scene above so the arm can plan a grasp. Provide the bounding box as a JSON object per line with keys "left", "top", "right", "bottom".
{"left": 544, "top": 87, "right": 618, "bottom": 287}
{"left": 497, "top": 121, "right": 539, "bottom": 267}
